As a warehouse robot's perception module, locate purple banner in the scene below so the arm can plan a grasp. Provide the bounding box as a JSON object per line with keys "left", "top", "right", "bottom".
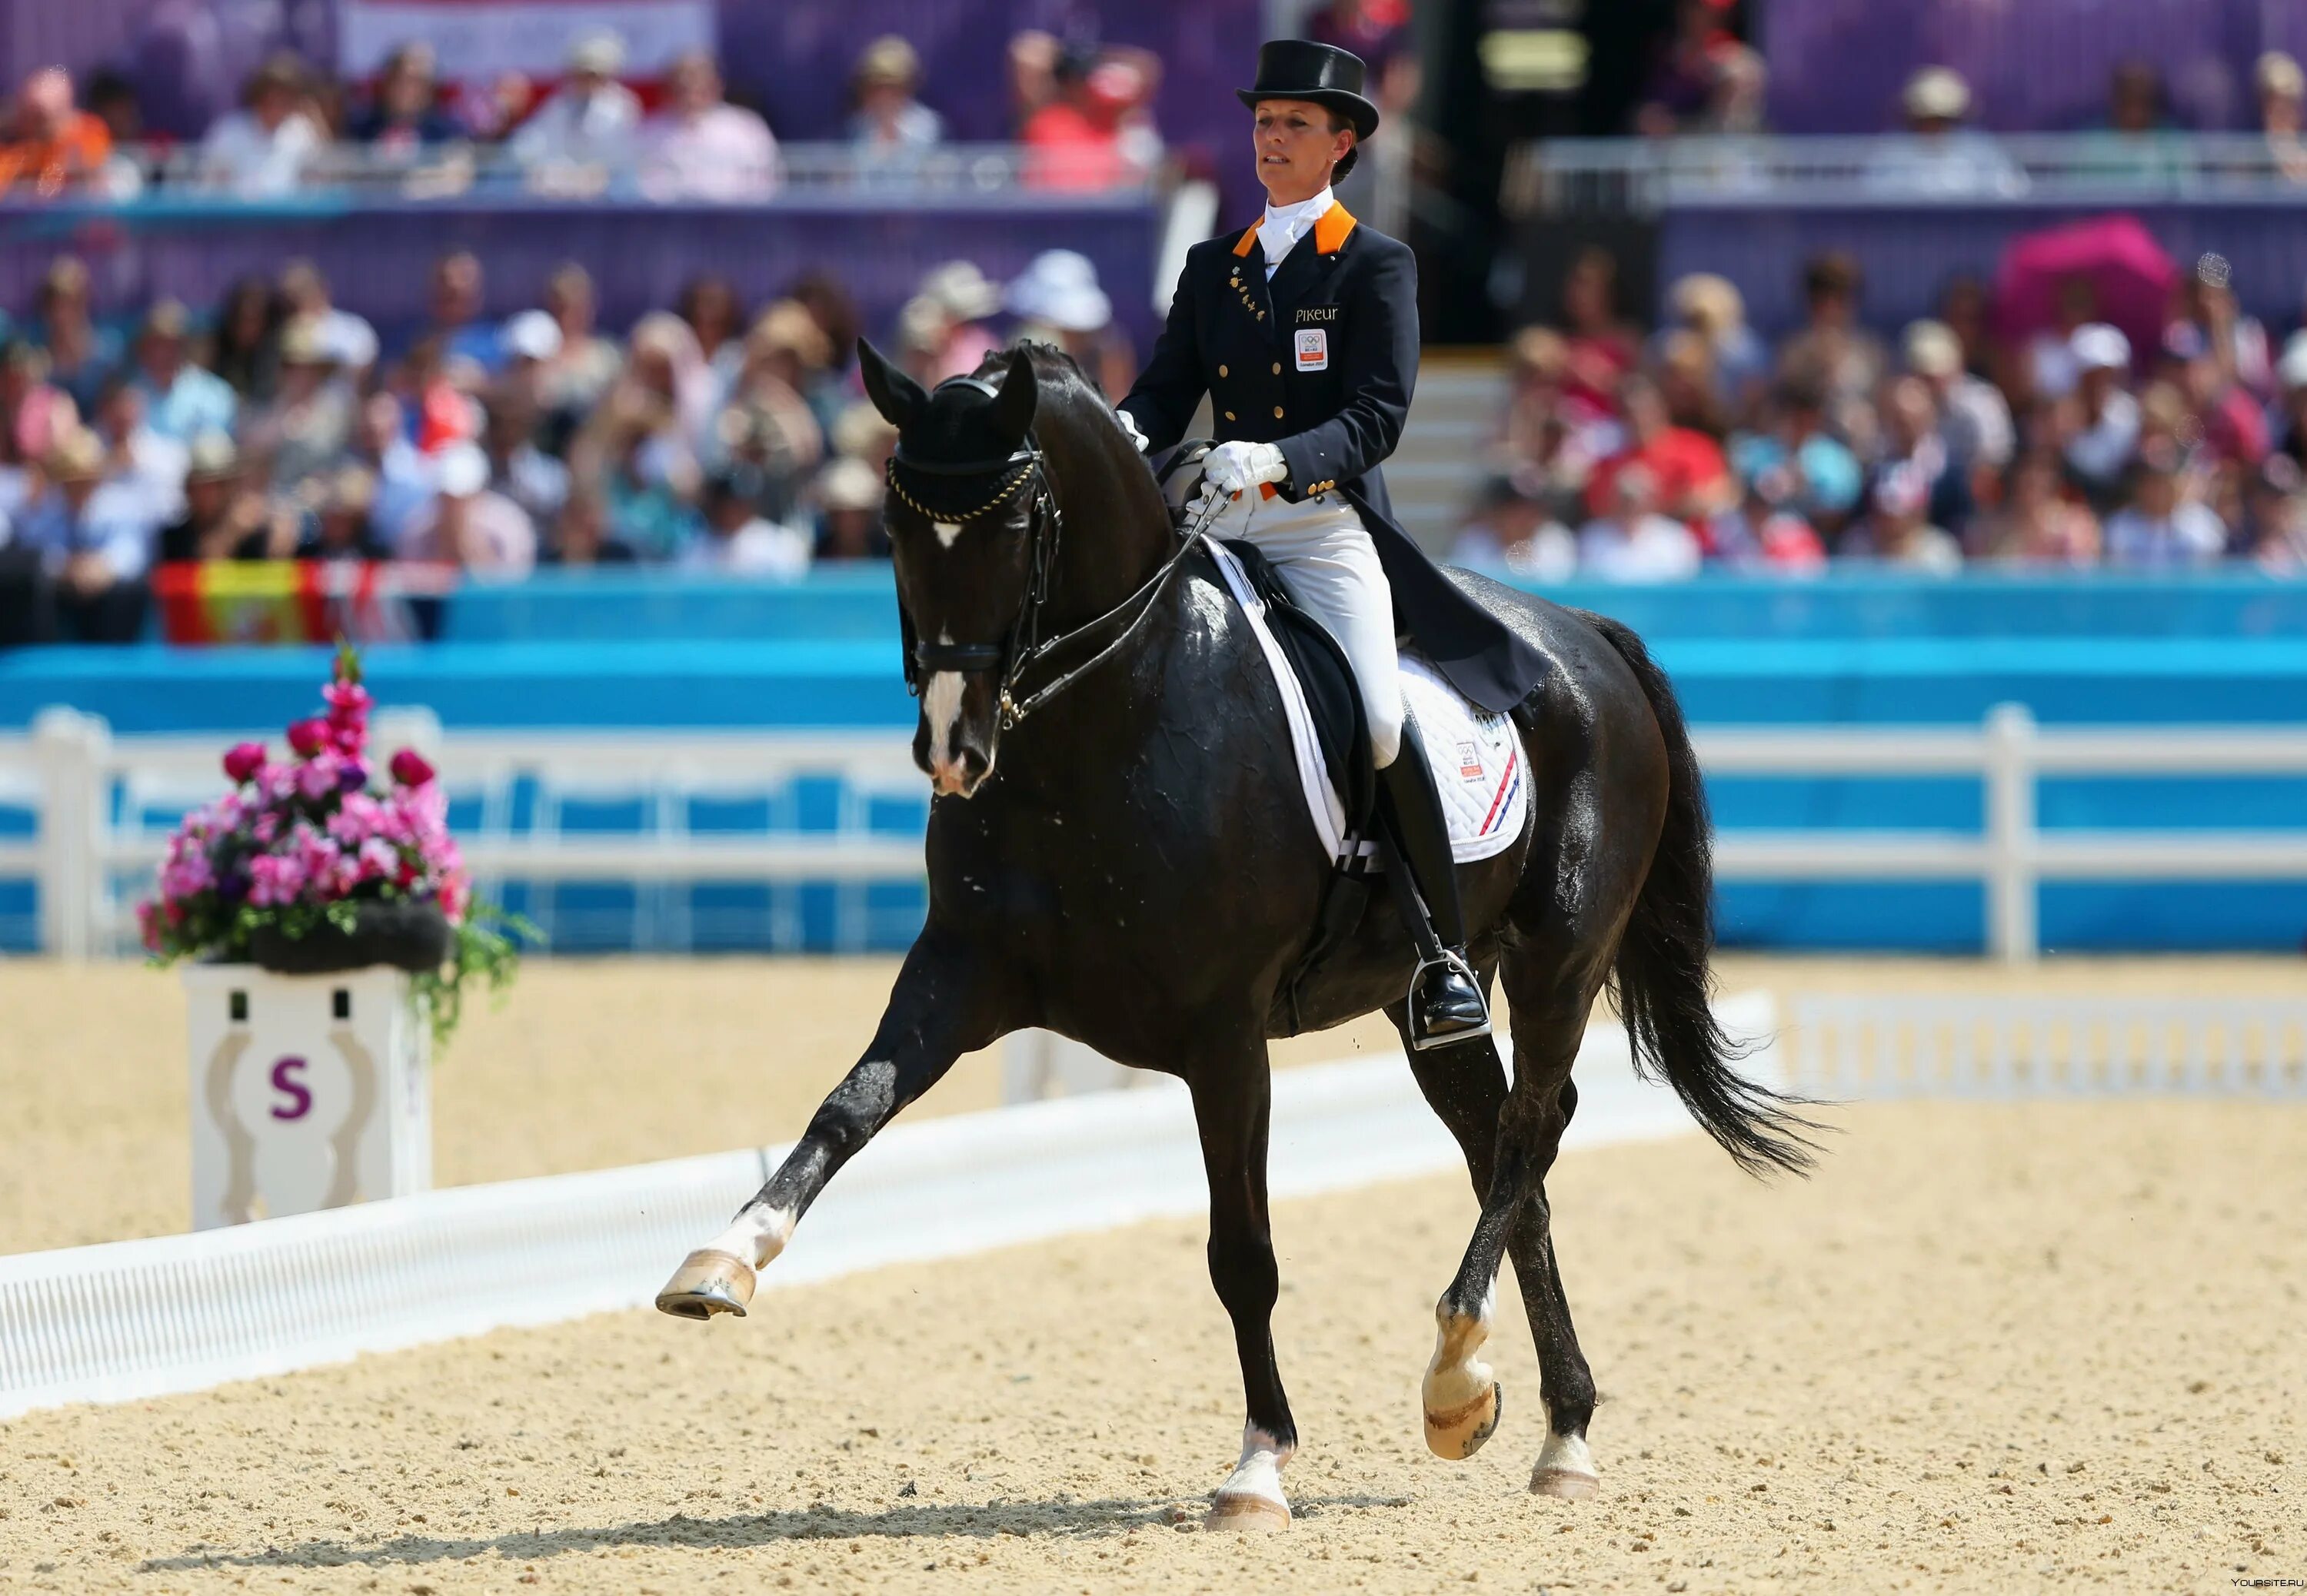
{"left": 1767, "top": 0, "right": 2295, "bottom": 134}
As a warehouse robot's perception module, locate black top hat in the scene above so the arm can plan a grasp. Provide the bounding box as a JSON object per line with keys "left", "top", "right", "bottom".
{"left": 1237, "top": 39, "right": 1379, "bottom": 143}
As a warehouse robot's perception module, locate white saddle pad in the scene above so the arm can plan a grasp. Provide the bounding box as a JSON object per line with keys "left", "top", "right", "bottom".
{"left": 1207, "top": 540, "right": 1530, "bottom": 869}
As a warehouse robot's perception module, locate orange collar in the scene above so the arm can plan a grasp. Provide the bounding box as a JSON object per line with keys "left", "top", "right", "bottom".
{"left": 1232, "top": 201, "right": 1358, "bottom": 260}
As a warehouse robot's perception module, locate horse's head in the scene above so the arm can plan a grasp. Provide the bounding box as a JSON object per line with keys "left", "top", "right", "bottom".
{"left": 861, "top": 338, "right": 1044, "bottom": 797}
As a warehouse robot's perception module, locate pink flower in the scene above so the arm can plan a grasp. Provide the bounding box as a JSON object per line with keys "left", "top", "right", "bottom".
{"left": 322, "top": 679, "right": 372, "bottom": 723}
{"left": 247, "top": 853, "right": 308, "bottom": 908}
{"left": 286, "top": 718, "right": 328, "bottom": 758}
{"left": 388, "top": 749, "right": 436, "bottom": 788}
{"left": 136, "top": 899, "right": 162, "bottom": 953}
{"left": 297, "top": 756, "right": 345, "bottom": 801}
{"left": 222, "top": 742, "right": 266, "bottom": 783}
{"left": 356, "top": 837, "right": 398, "bottom": 882}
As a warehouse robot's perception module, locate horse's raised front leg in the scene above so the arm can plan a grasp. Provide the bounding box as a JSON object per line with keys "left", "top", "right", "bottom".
{"left": 656, "top": 935, "right": 1006, "bottom": 1318}
{"left": 1187, "top": 1038, "right": 1297, "bottom": 1533}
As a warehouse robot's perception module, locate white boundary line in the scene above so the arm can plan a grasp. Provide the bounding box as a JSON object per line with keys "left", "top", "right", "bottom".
{"left": 0, "top": 996, "right": 1776, "bottom": 1421}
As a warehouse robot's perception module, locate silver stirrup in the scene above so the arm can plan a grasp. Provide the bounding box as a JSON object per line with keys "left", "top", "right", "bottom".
{"left": 1408, "top": 949, "right": 1493, "bottom": 1051}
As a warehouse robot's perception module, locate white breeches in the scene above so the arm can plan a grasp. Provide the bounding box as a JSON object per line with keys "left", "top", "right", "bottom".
{"left": 1210, "top": 486, "right": 1403, "bottom": 768}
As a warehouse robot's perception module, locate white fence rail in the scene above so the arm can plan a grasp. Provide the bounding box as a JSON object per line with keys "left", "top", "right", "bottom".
{"left": 0, "top": 703, "right": 2302, "bottom": 961}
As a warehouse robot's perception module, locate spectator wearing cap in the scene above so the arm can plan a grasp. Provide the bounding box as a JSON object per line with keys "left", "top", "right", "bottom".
{"left": 1003, "top": 249, "right": 1134, "bottom": 398}
{"left": 278, "top": 260, "right": 378, "bottom": 377}
{"left": 1982, "top": 450, "right": 2101, "bottom": 567}
{"left": 241, "top": 316, "right": 353, "bottom": 490}
{"left": 1863, "top": 67, "right": 2026, "bottom": 199}
{"left": 1585, "top": 374, "right": 1733, "bottom": 530}
{"left": 157, "top": 433, "right": 272, "bottom": 564}
{"left": 1450, "top": 476, "right": 1576, "bottom": 584}
{"left": 197, "top": 55, "right": 321, "bottom": 198}
{"left": 2103, "top": 441, "right": 2227, "bottom": 567}
{"left": 15, "top": 428, "right": 153, "bottom": 640}
{"left": 495, "top": 309, "right": 563, "bottom": 411}
{"left": 2257, "top": 52, "right": 2307, "bottom": 182}
{"left": 849, "top": 36, "right": 944, "bottom": 156}
{"left": 912, "top": 261, "right": 1005, "bottom": 384}
{"left": 401, "top": 441, "right": 536, "bottom": 574}
{"left": 1841, "top": 464, "right": 1962, "bottom": 573}
{"left": 511, "top": 31, "right": 641, "bottom": 192}
{"left": 1576, "top": 464, "right": 1701, "bottom": 580}
{"left": 129, "top": 302, "right": 238, "bottom": 444}
{"left": 1903, "top": 318, "right": 2013, "bottom": 476}
{"left": 349, "top": 42, "right": 465, "bottom": 155}
{"left": 681, "top": 466, "right": 811, "bottom": 577}
{"left": 0, "top": 68, "right": 114, "bottom": 195}
{"left": 810, "top": 456, "right": 888, "bottom": 561}
{"left": 32, "top": 257, "right": 123, "bottom": 414}
{"left": 639, "top": 52, "right": 778, "bottom": 202}
{"left": 2061, "top": 323, "right": 2140, "bottom": 506}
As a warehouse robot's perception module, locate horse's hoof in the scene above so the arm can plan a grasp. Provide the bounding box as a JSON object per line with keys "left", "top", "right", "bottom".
{"left": 654, "top": 1249, "right": 756, "bottom": 1320}
{"left": 1203, "top": 1492, "right": 1292, "bottom": 1532}
{"left": 1423, "top": 1378, "right": 1503, "bottom": 1460}
{"left": 1530, "top": 1431, "right": 1599, "bottom": 1499}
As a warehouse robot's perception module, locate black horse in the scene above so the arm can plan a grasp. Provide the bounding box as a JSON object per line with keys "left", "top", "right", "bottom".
{"left": 657, "top": 341, "right": 1813, "bottom": 1528}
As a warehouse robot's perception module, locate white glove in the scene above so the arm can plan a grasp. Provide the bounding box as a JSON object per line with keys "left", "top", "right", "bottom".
{"left": 1193, "top": 441, "right": 1288, "bottom": 513}
{"left": 1115, "top": 407, "right": 1150, "bottom": 454}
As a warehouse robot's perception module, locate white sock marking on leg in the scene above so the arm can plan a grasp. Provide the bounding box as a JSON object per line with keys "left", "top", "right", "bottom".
{"left": 1216, "top": 1424, "right": 1294, "bottom": 1508}
{"left": 704, "top": 1203, "right": 796, "bottom": 1270}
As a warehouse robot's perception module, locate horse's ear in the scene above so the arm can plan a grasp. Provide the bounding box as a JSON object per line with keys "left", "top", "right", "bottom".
{"left": 857, "top": 337, "right": 927, "bottom": 431}
{"left": 994, "top": 344, "right": 1039, "bottom": 441}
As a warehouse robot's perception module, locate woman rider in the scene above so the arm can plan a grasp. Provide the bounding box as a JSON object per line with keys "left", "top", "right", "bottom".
{"left": 1115, "top": 40, "right": 1549, "bottom": 1049}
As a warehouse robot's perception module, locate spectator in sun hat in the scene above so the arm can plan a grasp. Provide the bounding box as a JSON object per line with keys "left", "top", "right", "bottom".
{"left": 2255, "top": 51, "right": 2307, "bottom": 181}
{"left": 241, "top": 315, "right": 353, "bottom": 490}
{"left": 157, "top": 431, "right": 272, "bottom": 564}
{"left": 295, "top": 464, "right": 390, "bottom": 563}
{"left": 914, "top": 261, "right": 1005, "bottom": 382}
{"left": 16, "top": 427, "right": 154, "bottom": 640}
{"left": 495, "top": 308, "right": 563, "bottom": 412}
{"left": 1903, "top": 317, "right": 2013, "bottom": 474}
{"left": 1003, "top": 248, "right": 1135, "bottom": 397}
{"left": 1864, "top": 66, "right": 2026, "bottom": 200}
{"left": 1655, "top": 273, "right": 1767, "bottom": 411}
{"left": 511, "top": 29, "right": 641, "bottom": 191}
{"left": 849, "top": 35, "right": 944, "bottom": 156}
{"left": 2061, "top": 323, "right": 2140, "bottom": 506}
{"left": 129, "top": 301, "right": 237, "bottom": 445}
{"left": 196, "top": 54, "right": 321, "bottom": 198}
{"left": 810, "top": 454, "right": 889, "bottom": 561}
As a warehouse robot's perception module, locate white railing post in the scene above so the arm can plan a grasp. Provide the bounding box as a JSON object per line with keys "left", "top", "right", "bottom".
{"left": 31, "top": 708, "right": 102, "bottom": 961}
{"left": 1983, "top": 703, "right": 2039, "bottom": 963}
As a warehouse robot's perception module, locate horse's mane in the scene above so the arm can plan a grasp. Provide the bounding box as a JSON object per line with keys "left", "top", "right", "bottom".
{"left": 973, "top": 340, "right": 1124, "bottom": 448}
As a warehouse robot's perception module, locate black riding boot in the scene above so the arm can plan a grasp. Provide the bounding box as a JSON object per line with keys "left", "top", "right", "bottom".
{"left": 1376, "top": 713, "right": 1492, "bottom": 1050}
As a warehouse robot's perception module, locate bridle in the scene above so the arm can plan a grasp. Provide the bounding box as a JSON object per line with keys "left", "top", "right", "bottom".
{"left": 887, "top": 375, "right": 1218, "bottom": 733}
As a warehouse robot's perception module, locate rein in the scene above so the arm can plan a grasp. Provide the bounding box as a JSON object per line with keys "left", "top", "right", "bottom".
{"left": 888, "top": 392, "right": 1220, "bottom": 733}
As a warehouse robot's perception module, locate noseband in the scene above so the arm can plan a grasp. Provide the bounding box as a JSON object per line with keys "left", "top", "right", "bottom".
{"left": 887, "top": 374, "right": 1214, "bottom": 733}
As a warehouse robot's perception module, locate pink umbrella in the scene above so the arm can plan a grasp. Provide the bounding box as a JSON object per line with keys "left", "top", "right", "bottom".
{"left": 1994, "top": 215, "right": 2179, "bottom": 372}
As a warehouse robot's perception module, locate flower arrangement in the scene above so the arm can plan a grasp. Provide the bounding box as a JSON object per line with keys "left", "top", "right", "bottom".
{"left": 140, "top": 644, "right": 528, "bottom": 1047}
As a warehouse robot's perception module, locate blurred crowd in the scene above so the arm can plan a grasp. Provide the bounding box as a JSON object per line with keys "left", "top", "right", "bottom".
{"left": 1462, "top": 245, "right": 2307, "bottom": 580}
{"left": 0, "top": 27, "right": 1165, "bottom": 201}
{"left": 0, "top": 241, "right": 1138, "bottom": 641}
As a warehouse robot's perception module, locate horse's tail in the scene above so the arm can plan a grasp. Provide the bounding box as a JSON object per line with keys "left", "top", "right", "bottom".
{"left": 1581, "top": 610, "right": 1820, "bottom": 1178}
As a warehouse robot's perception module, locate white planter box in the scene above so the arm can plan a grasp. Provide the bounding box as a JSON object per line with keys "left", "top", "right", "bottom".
{"left": 182, "top": 965, "right": 431, "bottom": 1230}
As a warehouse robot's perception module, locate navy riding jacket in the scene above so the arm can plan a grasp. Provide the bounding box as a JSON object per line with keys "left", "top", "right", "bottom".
{"left": 1118, "top": 202, "right": 1546, "bottom": 714}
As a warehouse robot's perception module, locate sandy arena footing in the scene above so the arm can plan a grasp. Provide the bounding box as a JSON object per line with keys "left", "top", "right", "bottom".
{"left": 2, "top": 1094, "right": 2299, "bottom": 1594}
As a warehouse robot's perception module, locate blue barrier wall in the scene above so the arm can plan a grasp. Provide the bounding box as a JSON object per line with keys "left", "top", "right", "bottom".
{"left": 4, "top": 572, "right": 2302, "bottom": 955}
